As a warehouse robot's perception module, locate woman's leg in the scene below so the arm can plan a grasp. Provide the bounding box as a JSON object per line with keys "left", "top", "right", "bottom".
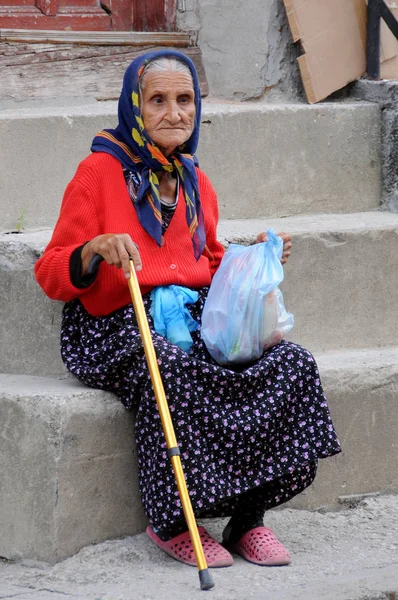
{"left": 152, "top": 460, "right": 317, "bottom": 544}
{"left": 222, "top": 461, "right": 317, "bottom": 544}
{"left": 151, "top": 520, "right": 188, "bottom": 541}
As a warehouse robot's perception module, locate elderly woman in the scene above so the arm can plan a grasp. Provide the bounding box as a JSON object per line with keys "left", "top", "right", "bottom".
{"left": 35, "top": 50, "right": 340, "bottom": 568}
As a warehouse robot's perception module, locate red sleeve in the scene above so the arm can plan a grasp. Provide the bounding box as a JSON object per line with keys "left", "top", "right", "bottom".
{"left": 34, "top": 176, "right": 101, "bottom": 302}
{"left": 197, "top": 168, "right": 225, "bottom": 278}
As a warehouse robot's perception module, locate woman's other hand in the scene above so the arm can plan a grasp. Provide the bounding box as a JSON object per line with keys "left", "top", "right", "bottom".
{"left": 81, "top": 233, "right": 142, "bottom": 279}
{"left": 277, "top": 232, "right": 292, "bottom": 265}
{"left": 256, "top": 231, "right": 292, "bottom": 265}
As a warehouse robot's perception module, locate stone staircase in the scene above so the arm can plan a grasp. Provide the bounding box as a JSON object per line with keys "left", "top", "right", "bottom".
{"left": 1, "top": 97, "right": 398, "bottom": 563}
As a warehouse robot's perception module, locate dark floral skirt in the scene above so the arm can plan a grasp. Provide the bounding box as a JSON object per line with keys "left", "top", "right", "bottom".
{"left": 61, "top": 289, "right": 341, "bottom": 531}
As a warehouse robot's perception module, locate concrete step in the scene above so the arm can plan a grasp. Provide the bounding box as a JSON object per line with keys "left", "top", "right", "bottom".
{"left": 0, "top": 99, "right": 381, "bottom": 232}
{"left": 1, "top": 211, "right": 397, "bottom": 377}
{"left": 220, "top": 210, "right": 398, "bottom": 352}
{"left": 1, "top": 346, "right": 397, "bottom": 563}
{"left": 0, "top": 374, "right": 143, "bottom": 564}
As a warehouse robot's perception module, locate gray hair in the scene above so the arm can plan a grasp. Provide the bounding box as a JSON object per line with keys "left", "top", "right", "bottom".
{"left": 140, "top": 56, "right": 193, "bottom": 90}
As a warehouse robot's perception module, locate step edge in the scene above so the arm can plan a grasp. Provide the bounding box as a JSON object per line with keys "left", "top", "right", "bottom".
{"left": 2, "top": 211, "right": 397, "bottom": 242}
{"left": 0, "top": 99, "right": 380, "bottom": 121}
{"left": 1, "top": 345, "right": 398, "bottom": 394}
{"left": 218, "top": 211, "right": 398, "bottom": 236}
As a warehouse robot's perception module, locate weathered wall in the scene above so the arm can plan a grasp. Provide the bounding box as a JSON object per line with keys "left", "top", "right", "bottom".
{"left": 351, "top": 80, "right": 398, "bottom": 212}
{"left": 177, "top": 0, "right": 302, "bottom": 100}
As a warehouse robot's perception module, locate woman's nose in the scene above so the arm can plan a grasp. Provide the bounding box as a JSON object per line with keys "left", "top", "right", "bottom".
{"left": 166, "top": 101, "right": 181, "bottom": 123}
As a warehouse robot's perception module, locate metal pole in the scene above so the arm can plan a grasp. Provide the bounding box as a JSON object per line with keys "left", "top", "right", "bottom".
{"left": 127, "top": 259, "right": 215, "bottom": 591}
{"left": 367, "top": 0, "right": 381, "bottom": 79}
{"left": 380, "top": 0, "right": 398, "bottom": 40}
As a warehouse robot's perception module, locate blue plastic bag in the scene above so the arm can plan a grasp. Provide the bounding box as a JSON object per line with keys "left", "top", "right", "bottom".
{"left": 150, "top": 285, "right": 199, "bottom": 352}
{"left": 201, "top": 229, "right": 294, "bottom": 365}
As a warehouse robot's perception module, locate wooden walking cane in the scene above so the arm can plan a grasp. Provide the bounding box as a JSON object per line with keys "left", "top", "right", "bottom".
{"left": 88, "top": 254, "right": 214, "bottom": 591}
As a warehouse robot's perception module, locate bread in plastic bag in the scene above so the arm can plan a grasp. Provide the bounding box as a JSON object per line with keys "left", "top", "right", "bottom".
{"left": 262, "top": 287, "right": 294, "bottom": 350}
{"left": 201, "top": 228, "right": 294, "bottom": 365}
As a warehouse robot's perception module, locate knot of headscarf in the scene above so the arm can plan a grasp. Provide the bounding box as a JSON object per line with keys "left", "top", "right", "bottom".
{"left": 91, "top": 49, "right": 205, "bottom": 260}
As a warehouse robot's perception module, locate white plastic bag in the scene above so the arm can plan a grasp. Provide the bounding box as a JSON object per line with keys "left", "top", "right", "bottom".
{"left": 201, "top": 229, "right": 294, "bottom": 365}
{"left": 262, "top": 287, "right": 294, "bottom": 350}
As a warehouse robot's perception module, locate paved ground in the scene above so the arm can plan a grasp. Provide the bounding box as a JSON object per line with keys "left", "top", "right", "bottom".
{"left": 1, "top": 495, "right": 398, "bottom": 600}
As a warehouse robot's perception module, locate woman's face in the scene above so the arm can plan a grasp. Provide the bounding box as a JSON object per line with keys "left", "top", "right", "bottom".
{"left": 141, "top": 69, "right": 196, "bottom": 157}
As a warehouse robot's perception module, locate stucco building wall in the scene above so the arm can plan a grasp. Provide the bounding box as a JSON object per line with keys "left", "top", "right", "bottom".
{"left": 177, "top": 0, "right": 303, "bottom": 101}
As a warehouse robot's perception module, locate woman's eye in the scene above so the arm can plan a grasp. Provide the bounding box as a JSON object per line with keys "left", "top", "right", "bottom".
{"left": 153, "top": 96, "right": 163, "bottom": 104}
{"left": 179, "top": 96, "right": 190, "bottom": 104}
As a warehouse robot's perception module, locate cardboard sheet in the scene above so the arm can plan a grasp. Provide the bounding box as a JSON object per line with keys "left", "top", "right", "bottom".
{"left": 283, "top": 0, "right": 398, "bottom": 104}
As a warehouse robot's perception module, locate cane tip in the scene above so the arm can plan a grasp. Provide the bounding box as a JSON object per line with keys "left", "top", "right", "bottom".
{"left": 199, "top": 568, "right": 215, "bottom": 590}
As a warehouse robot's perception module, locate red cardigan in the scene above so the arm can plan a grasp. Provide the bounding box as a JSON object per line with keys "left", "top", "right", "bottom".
{"left": 35, "top": 153, "right": 225, "bottom": 316}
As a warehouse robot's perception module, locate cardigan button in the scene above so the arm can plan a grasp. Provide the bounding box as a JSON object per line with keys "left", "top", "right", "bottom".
{"left": 170, "top": 263, "right": 177, "bottom": 270}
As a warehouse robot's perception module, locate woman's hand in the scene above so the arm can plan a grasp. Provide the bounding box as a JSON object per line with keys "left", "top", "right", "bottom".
{"left": 256, "top": 231, "right": 292, "bottom": 265}
{"left": 81, "top": 233, "right": 142, "bottom": 279}
{"left": 277, "top": 232, "right": 292, "bottom": 265}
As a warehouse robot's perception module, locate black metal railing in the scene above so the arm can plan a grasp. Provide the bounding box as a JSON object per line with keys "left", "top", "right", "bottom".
{"left": 367, "top": 0, "right": 398, "bottom": 78}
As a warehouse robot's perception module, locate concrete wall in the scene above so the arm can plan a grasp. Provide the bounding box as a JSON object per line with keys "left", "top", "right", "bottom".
{"left": 352, "top": 80, "right": 398, "bottom": 213}
{"left": 177, "top": 0, "right": 301, "bottom": 100}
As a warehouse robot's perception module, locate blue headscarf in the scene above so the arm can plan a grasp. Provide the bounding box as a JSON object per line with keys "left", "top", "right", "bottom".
{"left": 91, "top": 49, "right": 205, "bottom": 260}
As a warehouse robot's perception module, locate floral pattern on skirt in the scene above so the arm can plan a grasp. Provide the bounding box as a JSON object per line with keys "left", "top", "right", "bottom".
{"left": 61, "top": 289, "right": 341, "bottom": 531}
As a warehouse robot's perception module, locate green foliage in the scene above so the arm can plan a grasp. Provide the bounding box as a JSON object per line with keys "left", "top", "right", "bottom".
{"left": 15, "top": 209, "right": 26, "bottom": 233}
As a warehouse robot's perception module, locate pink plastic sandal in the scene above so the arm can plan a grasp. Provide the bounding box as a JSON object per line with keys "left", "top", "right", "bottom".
{"left": 146, "top": 525, "right": 233, "bottom": 568}
{"left": 230, "top": 526, "right": 291, "bottom": 566}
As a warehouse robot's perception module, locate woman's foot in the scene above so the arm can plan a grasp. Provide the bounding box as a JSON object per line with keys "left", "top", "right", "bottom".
{"left": 146, "top": 525, "right": 234, "bottom": 568}
{"left": 224, "top": 526, "right": 291, "bottom": 566}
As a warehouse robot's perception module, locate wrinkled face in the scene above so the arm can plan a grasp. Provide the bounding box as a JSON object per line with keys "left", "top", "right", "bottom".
{"left": 141, "top": 70, "right": 196, "bottom": 157}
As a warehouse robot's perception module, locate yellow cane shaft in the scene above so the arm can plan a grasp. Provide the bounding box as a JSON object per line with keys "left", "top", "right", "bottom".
{"left": 127, "top": 260, "right": 208, "bottom": 573}
{"left": 171, "top": 455, "right": 208, "bottom": 571}
{"left": 127, "top": 265, "right": 177, "bottom": 447}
